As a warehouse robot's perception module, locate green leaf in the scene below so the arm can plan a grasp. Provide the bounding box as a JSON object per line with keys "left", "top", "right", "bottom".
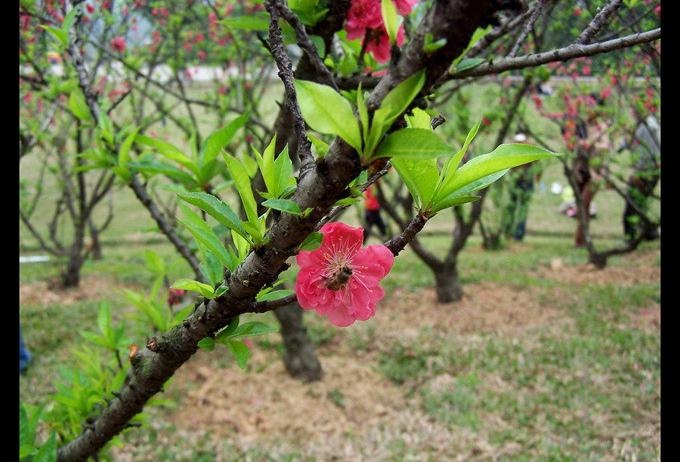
{"left": 97, "top": 302, "right": 112, "bottom": 340}
{"left": 61, "top": 7, "right": 78, "bottom": 35}
{"left": 449, "top": 169, "right": 509, "bottom": 197}
{"left": 453, "top": 57, "right": 485, "bottom": 73}
{"left": 423, "top": 33, "right": 447, "bottom": 54}
{"left": 309, "top": 35, "right": 325, "bottom": 56}
{"left": 333, "top": 197, "right": 360, "bottom": 207}
{"left": 221, "top": 13, "right": 270, "bottom": 31}
{"left": 171, "top": 279, "right": 215, "bottom": 298}
{"left": 216, "top": 317, "right": 240, "bottom": 342}
{"left": 117, "top": 127, "right": 139, "bottom": 180}
{"left": 136, "top": 135, "right": 199, "bottom": 176}
{"left": 128, "top": 159, "right": 198, "bottom": 187}
{"left": 41, "top": 25, "right": 68, "bottom": 48}
{"left": 199, "top": 114, "right": 248, "bottom": 181}
{"left": 233, "top": 321, "right": 279, "bottom": 337}
{"left": 68, "top": 89, "right": 92, "bottom": 122}
{"left": 430, "top": 194, "right": 480, "bottom": 211}
{"left": 262, "top": 198, "right": 302, "bottom": 215}
{"left": 308, "top": 133, "right": 329, "bottom": 157}
{"left": 201, "top": 252, "right": 224, "bottom": 287}
{"left": 177, "top": 203, "right": 237, "bottom": 271}
{"left": 232, "top": 229, "right": 251, "bottom": 262}
{"left": 144, "top": 250, "right": 165, "bottom": 276}
{"left": 439, "top": 121, "right": 481, "bottom": 186}
{"left": 122, "top": 289, "right": 168, "bottom": 331}
{"left": 367, "top": 71, "right": 425, "bottom": 155}
{"left": 224, "top": 154, "right": 259, "bottom": 225}
{"left": 431, "top": 170, "right": 507, "bottom": 212}
{"left": 439, "top": 143, "right": 557, "bottom": 198}
{"left": 295, "top": 80, "right": 362, "bottom": 153}
{"left": 97, "top": 111, "right": 114, "bottom": 144}
{"left": 255, "top": 289, "right": 295, "bottom": 303}
{"left": 33, "top": 432, "right": 57, "bottom": 462}
{"left": 374, "top": 128, "right": 452, "bottom": 160}
{"left": 357, "top": 84, "right": 369, "bottom": 144}
{"left": 391, "top": 157, "right": 440, "bottom": 210}
{"left": 176, "top": 191, "right": 248, "bottom": 240}
{"left": 273, "top": 146, "right": 296, "bottom": 198}
{"left": 200, "top": 114, "right": 248, "bottom": 166}
{"left": 381, "top": 0, "right": 402, "bottom": 45}
{"left": 227, "top": 340, "right": 251, "bottom": 369}
{"left": 451, "top": 25, "right": 492, "bottom": 68}
{"left": 405, "top": 108, "right": 432, "bottom": 129}
{"left": 299, "top": 231, "right": 323, "bottom": 251}
{"left": 197, "top": 337, "right": 215, "bottom": 351}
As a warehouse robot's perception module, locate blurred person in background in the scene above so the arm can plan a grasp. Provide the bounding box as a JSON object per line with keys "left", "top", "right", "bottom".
{"left": 622, "top": 115, "right": 660, "bottom": 242}
{"left": 363, "top": 183, "right": 388, "bottom": 243}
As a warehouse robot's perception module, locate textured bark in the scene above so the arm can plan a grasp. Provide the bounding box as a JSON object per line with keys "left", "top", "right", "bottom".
{"left": 274, "top": 303, "right": 323, "bottom": 382}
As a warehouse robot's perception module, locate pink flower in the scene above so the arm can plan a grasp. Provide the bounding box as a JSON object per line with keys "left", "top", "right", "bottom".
{"left": 86, "top": 3, "right": 94, "bottom": 14}
{"left": 365, "top": 25, "right": 405, "bottom": 63}
{"left": 346, "top": 0, "right": 383, "bottom": 40}
{"left": 345, "top": 0, "right": 411, "bottom": 63}
{"left": 295, "top": 222, "right": 394, "bottom": 327}
{"left": 394, "top": 0, "right": 417, "bottom": 15}
{"left": 111, "top": 36, "right": 126, "bottom": 53}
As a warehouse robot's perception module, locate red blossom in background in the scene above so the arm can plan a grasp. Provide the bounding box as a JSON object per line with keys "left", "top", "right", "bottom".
{"left": 111, "top": 36, "right": 126, "bottom": 53}
{"left": 86, "top": 3, "right": 95, "bottom": 14}
{"left": 295, "top": 222, "right": 394, "bottom": 327}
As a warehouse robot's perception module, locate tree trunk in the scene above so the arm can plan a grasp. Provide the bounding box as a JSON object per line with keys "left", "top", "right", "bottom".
{"left": 588, "top": 251, "right": 607, "bottom": 269}
{"left": 61, "top": 254, "right": 83, "bottom": 288}
{"left": 274, "top": 303, "right": 323, "bottom": 382}
{"left": 433, "top": 265, "right": 463, "bottom": 303}
{"left": 89, "top": 221, "right": 103, "bottom": 260}
{"left": 61, "top": 221, "right": 86, "bottom": 288}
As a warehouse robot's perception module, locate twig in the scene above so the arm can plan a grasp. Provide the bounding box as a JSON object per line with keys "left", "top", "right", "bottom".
{"left": 450, "top": 28, "right": 661, "bottom": 79}
{"left": 264, "top": 1, "right": 315, "bottom": 174}
{"left": 508, "top": 0, "right": 545, "bottom": 58}
{"left": 271, "top": 0, "right": 337, "bottom": 90}
{"left": 576, "top": 0, "right": 623, "bottom": 45}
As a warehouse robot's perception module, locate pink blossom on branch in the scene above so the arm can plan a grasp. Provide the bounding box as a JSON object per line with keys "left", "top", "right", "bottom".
{"left": 346, "top": 0, "right": 414, "bottom": 63}
{"left": 295, "top": 222, "right": 394, "bottom": 327}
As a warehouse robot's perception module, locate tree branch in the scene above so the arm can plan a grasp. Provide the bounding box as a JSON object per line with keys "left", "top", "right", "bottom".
{"left": 576, "top": 0, "right": 623, "bottom": 45}
{"left": 265, "top": 1, "right": 315, "bottom": 174}
{"left": 450, "top": 28, "right": 661, "bottom": 79}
